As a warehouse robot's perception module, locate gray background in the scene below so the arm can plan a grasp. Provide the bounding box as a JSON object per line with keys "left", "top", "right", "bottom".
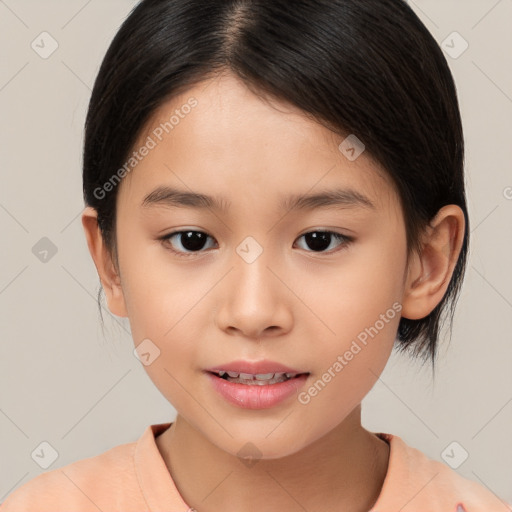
{"left": 1, "top": 0, "right": 511, "bottom": 505}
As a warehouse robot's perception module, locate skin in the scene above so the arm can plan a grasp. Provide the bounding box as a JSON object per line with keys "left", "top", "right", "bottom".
{"left": 82, "top": 71, "right": 465, "bottom": 512}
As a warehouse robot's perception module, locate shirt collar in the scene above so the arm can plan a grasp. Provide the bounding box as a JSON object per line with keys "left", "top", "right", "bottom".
{"left": 135, "top": 422, "right": 193, "bottom": 511}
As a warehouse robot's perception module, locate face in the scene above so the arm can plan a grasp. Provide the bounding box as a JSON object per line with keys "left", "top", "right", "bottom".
{"left": 102, "top": 72, "right": 410, "bottom": 458}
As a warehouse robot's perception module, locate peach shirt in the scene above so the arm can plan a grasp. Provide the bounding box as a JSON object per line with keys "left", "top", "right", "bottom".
{"left": 1, "top": 422, "right": 508, "bottom": 511}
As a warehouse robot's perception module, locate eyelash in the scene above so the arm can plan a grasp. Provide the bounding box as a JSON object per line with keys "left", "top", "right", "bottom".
{"left": 159, "top": 229, "right": 354, "bottom": 258}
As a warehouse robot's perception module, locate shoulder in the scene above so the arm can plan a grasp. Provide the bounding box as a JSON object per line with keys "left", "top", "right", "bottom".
{"left": 373, "top": 433, "right": 510, "bottom": 512}
{"left": 0, "top": 440, "right": 143, "bottom": 512}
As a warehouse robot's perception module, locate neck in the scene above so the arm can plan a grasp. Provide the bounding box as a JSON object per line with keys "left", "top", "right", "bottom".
{"left": 156, "top": 406, "right": 390, "bottom": 512}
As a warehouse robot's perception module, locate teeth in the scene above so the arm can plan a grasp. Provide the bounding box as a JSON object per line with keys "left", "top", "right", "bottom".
{"left": 254, "top": 373, "right": 276, "bottom": 380}
{"left": 214, "top": 370, "right": 300, "bottom": 383}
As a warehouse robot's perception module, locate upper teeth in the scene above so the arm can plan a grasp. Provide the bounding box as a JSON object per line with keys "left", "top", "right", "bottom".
{"left": 217, "top": 371, "right": 297, "bottom": 380}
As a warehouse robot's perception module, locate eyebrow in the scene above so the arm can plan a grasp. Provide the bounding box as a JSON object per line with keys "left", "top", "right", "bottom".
{"left": 141, "top": 185, "right": 376, "bottom": 212}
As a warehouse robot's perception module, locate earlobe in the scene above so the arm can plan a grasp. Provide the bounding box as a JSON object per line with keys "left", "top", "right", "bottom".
{"left": 401, "top": 205, "right": 465, "bottom": 320}
{"left": 81, "top": 206, "right": 128, "bottom": 318}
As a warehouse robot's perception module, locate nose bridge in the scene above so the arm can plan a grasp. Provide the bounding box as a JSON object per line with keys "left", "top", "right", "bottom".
{"left": 214, "top": 233, "right": 292, "bottom": 337}
{"left": 235, "top": 234, "right": 267, "bottom": 267}
{"left": 232, "top": 234, "right": 276, "bottom": 300}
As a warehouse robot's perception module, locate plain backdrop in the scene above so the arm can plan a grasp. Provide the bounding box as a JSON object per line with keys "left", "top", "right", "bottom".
{"left": 1, "top": 0, "right": 511, "bottom": 505}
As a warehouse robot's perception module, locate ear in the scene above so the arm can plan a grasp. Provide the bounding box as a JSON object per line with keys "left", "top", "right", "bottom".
{"left": 81, "top": 206, "right": 128, "bottom": 318}
{"left": 401, "top": 205, "right": 466, "bottom": 320}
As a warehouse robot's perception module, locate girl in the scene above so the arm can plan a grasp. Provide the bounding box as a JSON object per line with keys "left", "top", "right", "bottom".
{"left": 2, "top": 0, "right": 509, "bottom": 510}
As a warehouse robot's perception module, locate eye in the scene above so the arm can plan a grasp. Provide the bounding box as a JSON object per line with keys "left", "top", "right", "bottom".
{"left": 159, "top": 229, "right": 353, "bottom": 258}
{"left": 160, "top": 230, "right": 216, "bottom": 257}
{"left": 294, "top": 230, "right": 353, "bottom": 254}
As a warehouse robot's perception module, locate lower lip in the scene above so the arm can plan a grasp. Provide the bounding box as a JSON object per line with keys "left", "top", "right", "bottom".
{"left": 206, "top": 372, "right": 309, "bottom": 410}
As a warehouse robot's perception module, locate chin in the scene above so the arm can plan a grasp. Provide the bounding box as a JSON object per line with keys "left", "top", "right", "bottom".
{"left": 211, "top": 427, "right": 312, "bottom": 462}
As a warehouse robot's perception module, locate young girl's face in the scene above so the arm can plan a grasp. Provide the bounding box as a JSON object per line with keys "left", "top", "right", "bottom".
{"left": 103, "top": 72, "right": 411, "bottom": 457}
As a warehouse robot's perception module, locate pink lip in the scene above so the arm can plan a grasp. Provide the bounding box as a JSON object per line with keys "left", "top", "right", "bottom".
{"left": 205, "top": 359, "right": 304, "bottom": 374}
{"left": 206, "top": 372, "right": 309, "bottom": 410}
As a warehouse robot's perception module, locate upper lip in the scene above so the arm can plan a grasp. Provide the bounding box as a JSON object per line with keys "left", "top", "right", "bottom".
{"left": 206, "top": 359, "right": 306, "bottom": 375}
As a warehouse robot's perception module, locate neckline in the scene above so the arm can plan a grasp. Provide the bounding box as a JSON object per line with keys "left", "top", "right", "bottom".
{"left": 369, "top": 432, "right": 400, "bottom": 511}
{"left": 135, "top": 422, "right": 192, "bottom": 510}
{"left": 135, "top": 423, "right": 399, "bottom": 511}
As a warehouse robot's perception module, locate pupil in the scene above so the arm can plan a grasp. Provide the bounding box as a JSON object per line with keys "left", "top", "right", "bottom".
{"left": 180, "top": 232, "right": 333, "bottom": 252}
{"left": 182, "top": 231, "right": 207, "bottom": 251}
{"left": 305, "top": 232, "right": 331, "bottom": 251}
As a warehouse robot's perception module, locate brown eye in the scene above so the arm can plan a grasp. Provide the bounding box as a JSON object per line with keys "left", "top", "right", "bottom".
{"left": 161, "top": 230, "right": 216, "bottom": 256}
{"left": 294, "top": 231, "right": 353, "bottom": 253}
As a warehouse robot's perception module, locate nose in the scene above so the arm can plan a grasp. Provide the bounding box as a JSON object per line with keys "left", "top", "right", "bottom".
{"left": 214, "top": 247, "right": 293, "bottom": 340}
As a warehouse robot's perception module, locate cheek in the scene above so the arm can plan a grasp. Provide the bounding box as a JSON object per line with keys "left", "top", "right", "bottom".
{"left": 297, "top": 296, "right": 400, "bottom": 430}
{"left": 117, "top": 233, "right": 193, "bottom": 335}
{"left": 300, "top": 243, "right": 404, "bottom": 342}
{"left": 122, "top": 260, "right": 202, "bottom": 410}
{"left": 296, "top": 241, "right": 404, "bottom": 398}
{"left": 117, "top": 235, "right": 208, "bottom": 378}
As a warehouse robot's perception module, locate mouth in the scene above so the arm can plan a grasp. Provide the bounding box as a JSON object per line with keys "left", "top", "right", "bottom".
{"left": 208, "top": 370, "right": 309, "bottom": 385}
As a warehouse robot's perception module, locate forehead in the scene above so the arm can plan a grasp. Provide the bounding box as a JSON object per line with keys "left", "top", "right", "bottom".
{"left": 117, "top": 73, "right": 398, "bottom": 216}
